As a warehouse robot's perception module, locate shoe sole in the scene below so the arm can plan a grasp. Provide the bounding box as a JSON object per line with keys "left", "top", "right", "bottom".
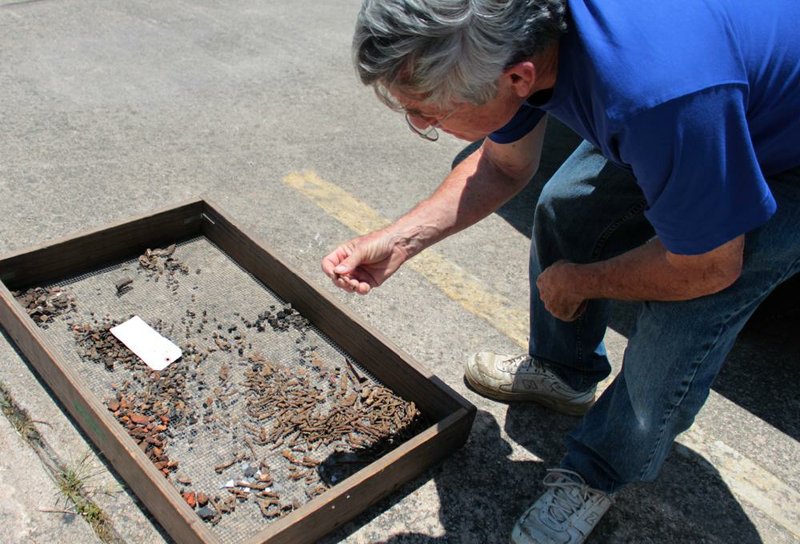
{"left": 463, "top": 371, "right": 594, "bottom": 417}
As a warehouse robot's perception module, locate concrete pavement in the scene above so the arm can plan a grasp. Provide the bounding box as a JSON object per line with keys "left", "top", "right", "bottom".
{"left": 0, "top": 1, "right": 798, "bottom": 542}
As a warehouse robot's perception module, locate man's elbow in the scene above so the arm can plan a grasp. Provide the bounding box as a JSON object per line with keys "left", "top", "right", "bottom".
{"left": 669, "top": 235, "right": 745, "bottom": 297}
{"left": 500, "top": 156, "right": 540, "bottom": 193}
{"left": 698, "top": 244, "right": 744, "bottom": 296}
{"left": 677, "top": 263, "right": 740, "bottom": 300}
{"left": 708, "top": 257, "right": 743, "bottom": 293}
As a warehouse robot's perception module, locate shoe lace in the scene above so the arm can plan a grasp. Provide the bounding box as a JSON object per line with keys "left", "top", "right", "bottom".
{"left": 499, "top": 354, "right": 533, "bottom": 371}
{"left": 542, "top": 469, "right": 590, "bottom": 523}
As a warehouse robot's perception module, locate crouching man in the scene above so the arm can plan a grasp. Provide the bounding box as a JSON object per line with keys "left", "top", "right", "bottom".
{"left": 322, "top": 0, "right": 800, "bottom": 542}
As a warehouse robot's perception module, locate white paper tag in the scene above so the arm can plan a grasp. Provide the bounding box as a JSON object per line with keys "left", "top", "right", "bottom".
{"left": 110, "top": 316, "right": 182, "bottom": 371}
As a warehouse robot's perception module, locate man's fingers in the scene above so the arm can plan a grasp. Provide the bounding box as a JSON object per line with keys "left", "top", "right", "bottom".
{"left": 331, "top": 269, "right": 373, "bottom": 295}
{"left": 343, "top": 274, "right": 374, "bottom": 295}
{"left": 569, "top": 300, "right": 588, "bottom": 320}
{"left": 322, "top": 237, "right": 388, "bottom": 295}
{"left": 322, "top": 247, "right": 350, "bottom": 278}
{"left": 354, "top": 282, "right": 372, "bottom": 295}
{"left": 332, "top": 247, "right": 365, "bottom": 275}
{"left": 321, "top": 257, "right": 339, "bottom": 278}
{"left": 552, "top": 300, "right": 587, "bottom": 322}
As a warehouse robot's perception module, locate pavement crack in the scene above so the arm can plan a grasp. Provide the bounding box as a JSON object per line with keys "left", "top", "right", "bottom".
{"left": 0, "top": 381, "right": 127, "bottom": 544}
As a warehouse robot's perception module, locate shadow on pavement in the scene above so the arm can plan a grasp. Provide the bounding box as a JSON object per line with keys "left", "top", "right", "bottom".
{"left": 320, "top": 409, "right": 550, "bottom": 544}
{"left": 610, "top": 300, "right": 800, "bottom": 442}
{"left": 504, "top": 403, "right": 763, "bottom": 544}
{"left": 323, "top": 404, "right": 762, "bottom": 543}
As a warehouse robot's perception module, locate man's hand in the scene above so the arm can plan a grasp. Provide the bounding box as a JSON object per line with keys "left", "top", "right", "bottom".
{"left": 322, "top": 119, "right": 548, "bottom": 295}
{"left": 321, "top": 230, "right": 412, "bottom": 294}
{"left": 536, "top": 260, "right": 588, "bottom": 321}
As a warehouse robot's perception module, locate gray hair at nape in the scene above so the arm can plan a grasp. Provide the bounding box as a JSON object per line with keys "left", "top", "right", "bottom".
{"left": 353, "top": 0, "right": 567, "bottom": 110}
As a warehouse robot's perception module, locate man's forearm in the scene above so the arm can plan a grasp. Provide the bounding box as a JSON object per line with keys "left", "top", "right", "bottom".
{"left": 565, "top": 237, "right": 745, "bottom": 302}
{"left": 384, "top": 144, "right": 532, "bottom": 259}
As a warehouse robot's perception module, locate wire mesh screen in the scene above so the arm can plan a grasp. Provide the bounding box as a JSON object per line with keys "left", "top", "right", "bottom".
{"left": 15, "top": 237, "right": 425, "bottom": 544}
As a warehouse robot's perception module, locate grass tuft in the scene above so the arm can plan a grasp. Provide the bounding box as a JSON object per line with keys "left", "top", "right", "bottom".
{"left": 55, "top": 453, "right": 115, "bottom": 541}
{"left": 0, "top": 382, "right": 118, "bottom": 543}
{"left": 0, "top": 382, "right": 42, "bottom": 444}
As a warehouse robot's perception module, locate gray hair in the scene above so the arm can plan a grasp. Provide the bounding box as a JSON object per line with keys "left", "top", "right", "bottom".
{"left": 353, "top": 0, "right": 567, "bottom": 110}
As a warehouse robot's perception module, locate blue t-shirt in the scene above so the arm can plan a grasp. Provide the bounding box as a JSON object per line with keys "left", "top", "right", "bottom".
{"left": 490, "top": 0, "right": 800, "bottom": 255}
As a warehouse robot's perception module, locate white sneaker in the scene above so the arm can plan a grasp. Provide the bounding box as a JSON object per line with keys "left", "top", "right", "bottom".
{"left": 464, "top": 352, "right": 595, "bottom": 415}
{"left": 511, "top": 469, "right": 612, "bottom": 544}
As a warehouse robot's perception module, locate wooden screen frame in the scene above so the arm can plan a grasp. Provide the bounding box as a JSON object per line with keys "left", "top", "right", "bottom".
{"left": 0, "top": 198, "right": 476, "bottom": 544}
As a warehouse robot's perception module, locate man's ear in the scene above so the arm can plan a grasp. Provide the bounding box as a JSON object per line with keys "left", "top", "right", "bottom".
{"left": 503, "top": 61, "right": 537, "bottom": 98}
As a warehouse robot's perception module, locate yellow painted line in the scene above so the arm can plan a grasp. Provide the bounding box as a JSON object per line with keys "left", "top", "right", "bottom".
{"left": 285, "top": 169, "right": 800, "bottom": 538}
{"left": 283, "top": 170, "right": 390, "bottom": 234}
{"left": 283, "top": 170, "right": 529, "bottom": 346}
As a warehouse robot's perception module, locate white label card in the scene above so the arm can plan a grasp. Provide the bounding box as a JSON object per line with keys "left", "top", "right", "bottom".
{"left": 110, "top": 316, "right": 182, "bottom": 371}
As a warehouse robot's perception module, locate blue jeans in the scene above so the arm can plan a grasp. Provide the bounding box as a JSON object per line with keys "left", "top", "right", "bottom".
{"left": 529, "top": 141, "right": 800, "bottom": 493}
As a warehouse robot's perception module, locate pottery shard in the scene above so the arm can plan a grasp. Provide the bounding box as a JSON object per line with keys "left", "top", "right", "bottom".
{"left": 197, "top": 492, "right": 209, "bottom": 507}
{"left": 183, "top": 491, "right": 197, "bottom": 509}
{"left": 107, "top": 400, "right": 120, "bottom": 412}
{"left": 129, "top": 413, "right": 152, "bottom": 425}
